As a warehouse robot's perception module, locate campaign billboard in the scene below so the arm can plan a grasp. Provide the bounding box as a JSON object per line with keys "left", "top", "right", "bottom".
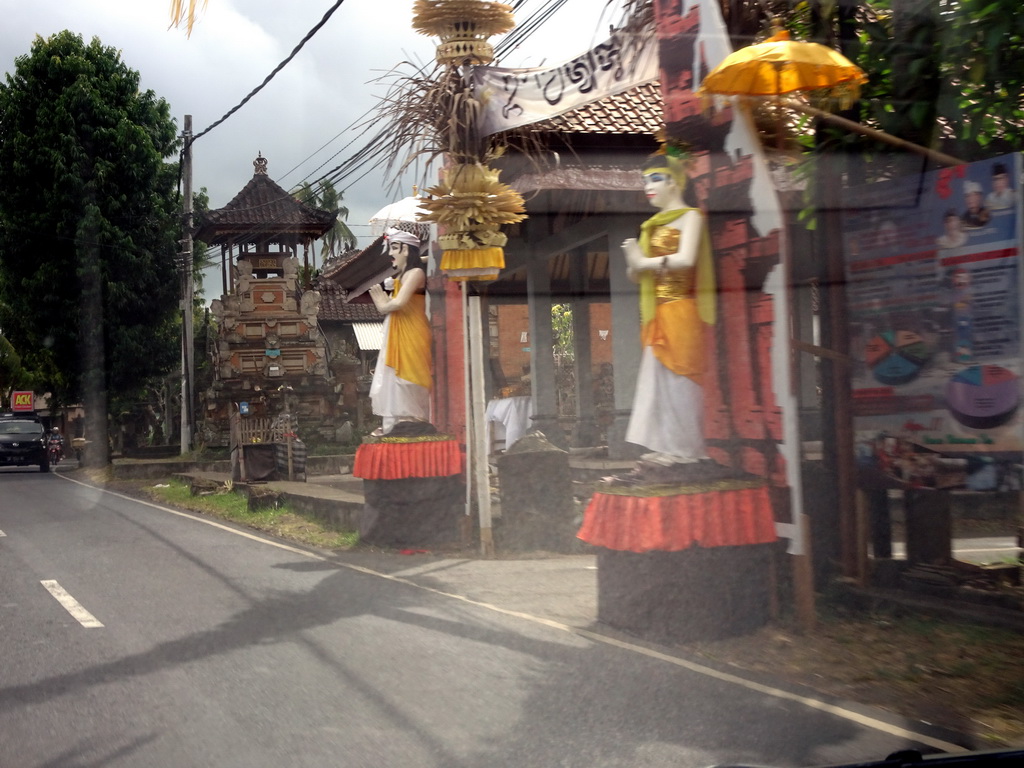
{"left": 843, "top": 154, "right": 1022, "bottom": 490}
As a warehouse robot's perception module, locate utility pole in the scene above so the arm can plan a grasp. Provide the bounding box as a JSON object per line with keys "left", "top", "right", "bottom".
{"left": 179, "top": 115, "right": 195, "bottom": 455}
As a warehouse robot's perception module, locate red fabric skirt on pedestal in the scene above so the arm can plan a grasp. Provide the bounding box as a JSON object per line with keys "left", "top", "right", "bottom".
{"left": 353, "top": 438, "right": 464, "bottom": 480}
{"left": 578, "top": 482, "right": 777, "bottom": 553}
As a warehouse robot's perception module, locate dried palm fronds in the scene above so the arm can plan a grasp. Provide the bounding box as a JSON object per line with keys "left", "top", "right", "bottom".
{"left": 367, "top": 57, "right": 544, "bottom": 190}
{"left": 168, "top": 0, "right": 209, "bottom": 37}
{"left": 368, "top": 64, "right": 486, "bottom": 184}
{"left": 362, "top": 2, "right": 539, "bottom": 280}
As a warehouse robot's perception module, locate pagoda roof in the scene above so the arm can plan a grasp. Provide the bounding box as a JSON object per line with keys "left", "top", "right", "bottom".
{"left": 194, "top": 154, "right": 336, "bottom": 244}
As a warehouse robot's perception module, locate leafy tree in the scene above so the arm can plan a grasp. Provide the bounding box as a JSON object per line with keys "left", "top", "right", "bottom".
{"left": 797, "top": 0, "right": 1024, "bottom": 165}
{"left": 936, "top": 0, "right": 1024, "bottom": 157}
{"left": 712, "top": 1, "right": 1024, "bottom": 169}
{"left": 0, "top": 31, "right": 182, "bottom": 465}
{"left": 551, "top": 303, "right": 575, "bottom": 364}
{"left": 552, "top": 303, "right": 576, "bottom": 419}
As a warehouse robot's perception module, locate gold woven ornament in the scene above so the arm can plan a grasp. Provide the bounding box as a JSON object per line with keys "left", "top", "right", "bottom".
{"left": 418, "top": 163, "right": 526, "bottom": 229}
{"left": 438, "top": 228, "right": 507, "bottom": 250}
{"left": 418, "top": 162, "right": 525, "bottom": 281}
{"left": 412, "top": 0, "right": 515, "bottom": 65}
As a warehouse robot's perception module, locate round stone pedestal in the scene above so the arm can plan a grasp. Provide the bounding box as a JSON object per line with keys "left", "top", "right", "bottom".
{"left": 360, "top": 476, "right": 464, "bottom": 548}
{"left": 596, "top": 543, "right": 778, "bottom": 643}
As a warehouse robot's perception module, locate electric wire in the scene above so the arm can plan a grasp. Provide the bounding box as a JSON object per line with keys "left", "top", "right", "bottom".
{"left": 189, "top": 0, "right": 348, "bottom": 147}
{"left": 38, "top": 3, "right": 607, "bottom": 334}
{"left": 494, "top": 0, "right": 570, "bottom": 61}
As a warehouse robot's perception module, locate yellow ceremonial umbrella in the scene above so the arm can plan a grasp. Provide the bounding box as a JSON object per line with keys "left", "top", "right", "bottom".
{"left": 698, "top": 29, "right": 866, "bottom": 151}
{"left": 699, "top": 29, "right": 865, "bottom": 105}
{"left": 698, "top": 27, "right": 873, "bottom": 620}
{"left": 698, "top": 28, "right": 962, "bottom": 166}
{"left": 700, "top": 26, "right": 959, "bottom": 599}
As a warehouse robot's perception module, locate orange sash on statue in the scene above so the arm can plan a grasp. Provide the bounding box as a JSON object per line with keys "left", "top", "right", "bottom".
{"left": 384, "top": 280, "right": 432, "bottom": 390}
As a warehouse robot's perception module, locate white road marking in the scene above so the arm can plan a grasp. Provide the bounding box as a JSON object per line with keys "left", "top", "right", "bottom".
{"left": 391, "top": 559, "right": 470, "bottom": 578}
{"left": 0, "top": 529, "right": 6, "bottom": 536}
{"left": 40, "top": 580, "right": 104, "bottom": 628}
{"left": 338, "top": 564, "right": 969, "bottom": 755}
{"left": 59, "top": 473, "right": 966, "bottom": 753}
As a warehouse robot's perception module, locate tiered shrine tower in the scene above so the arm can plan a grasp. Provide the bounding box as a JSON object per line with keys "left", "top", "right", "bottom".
{"left": 196, "top": 154, "right": 339, "bottom": 446}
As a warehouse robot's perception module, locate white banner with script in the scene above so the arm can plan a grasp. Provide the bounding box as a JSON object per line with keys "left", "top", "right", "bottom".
{"left": 473, "top": 31, "right": 658, "bottom": 136}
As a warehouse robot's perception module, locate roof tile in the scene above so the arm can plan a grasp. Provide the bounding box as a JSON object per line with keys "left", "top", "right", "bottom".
{"left": 315, "top": 280, "right": 383, "bottom": 322}
{"left": 523, "top": 82, "right": 663, "bottom": 135}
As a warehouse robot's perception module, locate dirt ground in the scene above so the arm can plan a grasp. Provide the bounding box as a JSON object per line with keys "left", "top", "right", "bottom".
{"left": 678, "top": 589, "right": 1024, "bottom": 749}
{"left": 679, "top": 513, "right": 1024, "bottom": 748}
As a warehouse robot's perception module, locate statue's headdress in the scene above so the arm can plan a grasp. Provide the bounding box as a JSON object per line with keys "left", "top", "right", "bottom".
{"left": 643, "top": 131, "right": 693, "bottom": 189}
{"left": 382, "top": 228, "right": 422, "bottom": 253}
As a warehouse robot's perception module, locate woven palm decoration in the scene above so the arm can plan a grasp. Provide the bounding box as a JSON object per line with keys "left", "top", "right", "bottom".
{"left": 411, "top": 0, "right": 527, "bottom": 281}
{"left": 418, "top": 162, "right": 525, "bottom": 281}
{"left": 412, "top": 0, "right": 515, "bottom": 66}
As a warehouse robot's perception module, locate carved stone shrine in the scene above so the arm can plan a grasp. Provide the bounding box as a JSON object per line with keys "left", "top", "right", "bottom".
{"left": 196, "top": 154, "right": 339, "bottom": 447}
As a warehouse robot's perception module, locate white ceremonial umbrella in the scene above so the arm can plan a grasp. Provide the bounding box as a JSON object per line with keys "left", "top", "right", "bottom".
{"left": 368, "top": 195, "right": 431, "bottom": 239}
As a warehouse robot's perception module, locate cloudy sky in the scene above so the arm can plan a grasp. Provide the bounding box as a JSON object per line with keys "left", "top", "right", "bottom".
{"left": 1, "top": 0, "right": 621, "bottom": 280}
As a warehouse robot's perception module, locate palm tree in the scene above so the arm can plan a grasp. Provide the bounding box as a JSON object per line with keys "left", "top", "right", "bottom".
{"left": 294, "top": 180, "right": 357, "bottom": 265}
{"left": 316, "top": 180, "right": 357, "bottom": 260}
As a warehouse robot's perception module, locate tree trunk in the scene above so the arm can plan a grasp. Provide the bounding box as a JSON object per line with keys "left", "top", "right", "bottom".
{"left": 79, "top": 182, "right": 110, "bottom": 468}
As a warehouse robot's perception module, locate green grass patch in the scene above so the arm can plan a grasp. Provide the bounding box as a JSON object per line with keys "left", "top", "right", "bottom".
{"left": 150, "top": 479, "right": 250, "bottom": 516}
{"left": 146, "top": 479, "right": 358, "bottom": 551}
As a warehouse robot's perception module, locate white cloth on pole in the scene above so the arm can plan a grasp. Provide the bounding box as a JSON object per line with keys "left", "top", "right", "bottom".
{"left": 485, "top": 395, "right": 535, "bottom": 451}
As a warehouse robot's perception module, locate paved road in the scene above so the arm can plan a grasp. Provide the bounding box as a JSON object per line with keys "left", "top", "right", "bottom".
{"left": 1, "top": 468, "right": 966, "bottom": 767}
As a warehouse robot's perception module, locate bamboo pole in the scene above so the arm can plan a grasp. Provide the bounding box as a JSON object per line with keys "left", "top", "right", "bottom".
{"left": 462, "top": 282, "right": 473, "bottom": 536}
{"left": 468, "top": 295, "right": 494, "bottom": 556}
{"left": 779, "top": 98, "right": 965, "bottom": 167}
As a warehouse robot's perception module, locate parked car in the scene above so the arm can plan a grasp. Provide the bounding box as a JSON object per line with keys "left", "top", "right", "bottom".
{"left": 0, "top": 414, "right": 50, "bottom": 472}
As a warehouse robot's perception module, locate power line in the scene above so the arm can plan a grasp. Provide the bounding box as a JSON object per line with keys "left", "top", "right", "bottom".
{"left": 176, "top": 1, "right": 350, "bottom": 226}
{"left": 277, "top": 3, "right": 592, "bottom": 202}
{"left": 280, "top": 114, "right": 381, "bottom": 190}
{"left": 189, "top": 0, "right": 348, "bottom": 146}
{"left": 494, "top": 0, "right": 570, "bottom": 61}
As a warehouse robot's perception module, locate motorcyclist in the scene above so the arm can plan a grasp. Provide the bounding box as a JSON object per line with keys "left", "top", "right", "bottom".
{"left": 47, "top": 427, "right": 64, "bottom": 462}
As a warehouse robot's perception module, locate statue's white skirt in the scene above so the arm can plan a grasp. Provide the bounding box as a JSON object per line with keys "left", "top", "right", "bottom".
{"left": 625, "top": 346, "right": 707, "bottom": 461}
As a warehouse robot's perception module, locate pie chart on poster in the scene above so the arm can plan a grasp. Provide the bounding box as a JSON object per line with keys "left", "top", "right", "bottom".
{"left": 946, "top": 365, "right": 1019, "bottom": 429}
{"left": 864, "top": 330, "right": 932, "bottom": 386}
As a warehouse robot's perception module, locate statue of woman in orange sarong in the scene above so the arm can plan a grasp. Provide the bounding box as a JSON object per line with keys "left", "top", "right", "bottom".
{"left": 620, "top": 145, "right": 716, "bottom": 472}
{"left": 368, "top": 229, "right": 432, "bottom": 434}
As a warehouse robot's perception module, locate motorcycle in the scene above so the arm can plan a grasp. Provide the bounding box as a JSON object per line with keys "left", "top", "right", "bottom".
{"left": 47, "top": 439, "right": 63, "bottom": 466}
